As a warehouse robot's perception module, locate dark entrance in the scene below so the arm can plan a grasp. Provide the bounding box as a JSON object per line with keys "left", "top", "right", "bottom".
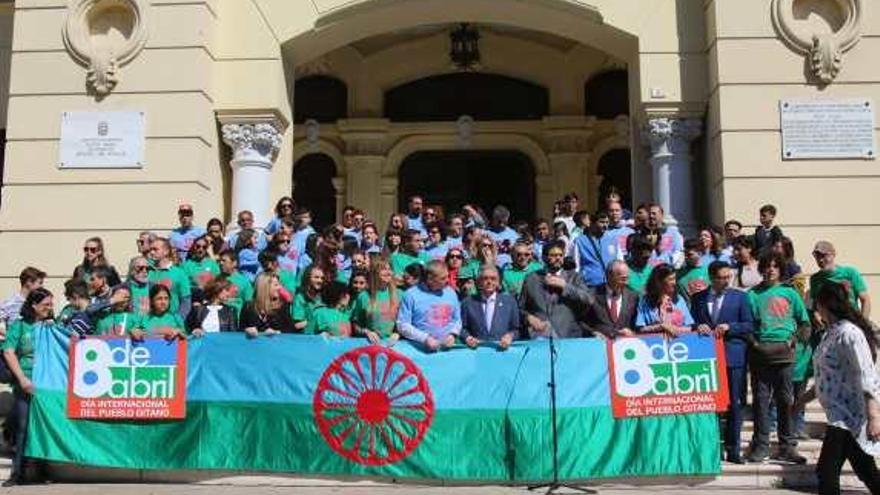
{"left": 292, "top": 153, "right": 337, "bottom": 229}
{"left": 398, "top": 151, "right": 535, "bottom": 222}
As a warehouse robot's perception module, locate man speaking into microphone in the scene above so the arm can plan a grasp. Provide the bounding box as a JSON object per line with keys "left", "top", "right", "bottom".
{"left": 520, "top": 240, "right": 594, "bottom": 339}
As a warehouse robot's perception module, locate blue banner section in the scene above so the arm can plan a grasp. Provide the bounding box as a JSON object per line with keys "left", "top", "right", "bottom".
{"left": 33, "top": 327, "right": 612, "bottom": 410}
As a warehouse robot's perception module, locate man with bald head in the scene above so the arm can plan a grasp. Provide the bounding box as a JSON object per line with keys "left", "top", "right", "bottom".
{"left": 585, "top": 260, "right": 639, "bottom": 339}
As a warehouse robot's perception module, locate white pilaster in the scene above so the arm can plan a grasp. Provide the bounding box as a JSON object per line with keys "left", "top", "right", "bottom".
{"left": 645, "top": 117, "right": 702, "bottom": 232}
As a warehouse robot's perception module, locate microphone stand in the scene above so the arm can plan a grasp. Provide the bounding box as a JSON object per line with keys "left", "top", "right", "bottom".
{"left": 528, "top": 326, "right": 595, "bottom": 494}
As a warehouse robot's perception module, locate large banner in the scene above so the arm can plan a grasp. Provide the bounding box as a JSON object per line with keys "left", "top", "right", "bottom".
{"left": 608, "top": 333, "right": 729, "bottom": 418}
{"left": 29, "top": 327, "right": 722, "bottom": 482}
{"left": 67, "top": 337, "right": 187, "bottom": 420}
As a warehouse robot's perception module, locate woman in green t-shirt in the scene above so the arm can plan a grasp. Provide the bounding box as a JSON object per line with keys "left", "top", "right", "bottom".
{"left": 292, "top": 265, "right": 325, "bottom": 334}
{"left": 353, "top": 259, "right": 400, "bottom": 345}
{"left": 133, "top": 285, "right": 185, "bottom": 341}
{"left": 2, "top": 287, "right": 53, "bottom": 485}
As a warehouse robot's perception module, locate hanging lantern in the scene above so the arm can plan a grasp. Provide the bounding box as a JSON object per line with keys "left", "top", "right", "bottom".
{"left": 449, "top": 23, "right": 480, "bottom": 71}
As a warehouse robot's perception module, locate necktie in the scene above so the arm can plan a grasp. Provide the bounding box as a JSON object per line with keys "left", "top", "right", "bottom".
{"left": 609, "top": 296, "right": 619, "bottom": 323}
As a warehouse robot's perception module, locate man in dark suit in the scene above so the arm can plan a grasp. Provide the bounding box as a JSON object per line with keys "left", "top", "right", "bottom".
{"left": 461, "top": 266, "right": 521, "bottom": 350}
{"left": 520, "top": 240, "right": 594, "bottom": 339}
{"left": 692, "top": 260, "right": 755, "bottom": 464}
{"left": 586, "top": 260, "right": 639, "bottom": 338}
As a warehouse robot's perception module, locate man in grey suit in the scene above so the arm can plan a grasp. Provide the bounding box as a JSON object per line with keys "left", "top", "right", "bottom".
{"left": 520, "top": 240, "right": 594, "bottom": 339}
{"left": 586, "top": 260, "right": 639, "bottom": 339}
{"left": 461, "top": 266, "right": 521, "bottom": 350}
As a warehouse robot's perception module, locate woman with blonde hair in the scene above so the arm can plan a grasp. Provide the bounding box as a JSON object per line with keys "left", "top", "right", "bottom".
{"left": 352, "top": 258, "right": 400, "bottom": 344}
{"left": 240, "top": 272, "right": 294, "bottom": 336}
{"left": 460, "top": 233, "right": 497, "bottom": 280}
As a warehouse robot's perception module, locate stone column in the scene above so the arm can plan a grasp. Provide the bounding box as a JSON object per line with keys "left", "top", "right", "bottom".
{"left": 645, "top": 117, "right": 702, "bottom": 231}
{"left": 339, "top": 118, "right": 390, "bottom": 223}
{"left": 331, "top": 176, "right": 347, "bottom": 222}
{"left": 218, "top": 110, "right": 289, "bottom": 230}
{"left": 543, "top": 116, "right": 593, "bottom": 214}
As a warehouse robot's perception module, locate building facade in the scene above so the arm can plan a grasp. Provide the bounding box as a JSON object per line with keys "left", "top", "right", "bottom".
{"left": 0, "top": 0, "right": 877, "bottom": 302}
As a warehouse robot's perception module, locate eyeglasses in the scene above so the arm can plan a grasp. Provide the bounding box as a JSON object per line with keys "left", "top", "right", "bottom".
{"left": 83, "top": 246, "right": 99, "bottom": 253}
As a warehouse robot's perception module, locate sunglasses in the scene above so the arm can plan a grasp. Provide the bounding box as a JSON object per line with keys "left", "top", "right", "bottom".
{"left": 178, "top": 210, "right": 194, "bottom": 216}
{"left": 280, "top": 203, "right": 293, "bottom": 208}
{"left": 480, "top": 243, "right": 493, "bottom": 248}
{"left": 83, "top": 246, "right": 99, "bottom": 253}
{"left": 515, "top": 252, "right": 531, "bottom": 257}
{"left": 194, "top": 243, "right": 208, "bottom": 249}
{"left": 448, "top": 254, "right": 463, "bottom": 259}
{"left": 133, "top": 266, "right": 149, "bottom": 272}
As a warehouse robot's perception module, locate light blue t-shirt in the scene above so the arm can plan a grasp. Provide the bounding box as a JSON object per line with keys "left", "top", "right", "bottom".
{"left": 602, "top": 226, "right": 635, "bottom": 262}
{"left": 634, "top": 296, "right": 695, "bottom": 329}
{"left": 397, "top": 284, "right": 462, "bottom": 343}
{"left": 424, "top": 243, "right": 449, "bottom": 262}
{"left": 169, "top": 226, "right": 205, "bottom": 262}
{"left": 407, "top": 215, "right": 426, "bottom": 235}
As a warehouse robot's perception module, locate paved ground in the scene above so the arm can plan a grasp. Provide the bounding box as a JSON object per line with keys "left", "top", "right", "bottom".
{"left": 0, "top": 483, "right": 870, "bottom": 494}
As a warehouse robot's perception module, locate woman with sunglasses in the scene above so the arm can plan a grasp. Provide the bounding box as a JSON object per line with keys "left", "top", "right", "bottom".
{"left": 424, "top": 222, "right": 449, "bottom": 262}
{"left": 445, "top": 248, "right": 465, "bottom": 290}
{"left": 73, "top": 237, "right": 121, "bottom": 287}
{"left": 265, "top": 197, "right": 296, "bottom": 237}
{"left": 460, "top": 233, "right": 498, "bottom": 281}
{"left": 270, "top": 234, "right": 298, "bottom": 274}
{"left": 182, "top": 235, "right": 221, "bottom": 301}
{"left": 3, "top": 288, "right": 53, "bottom": 486}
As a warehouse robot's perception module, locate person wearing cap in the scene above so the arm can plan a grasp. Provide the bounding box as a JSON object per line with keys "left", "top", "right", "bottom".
{"left": 810, "top": 241, "right": 871, "bottom": 318}
{"left": 170, "top": 203, "right": 206, "bottom": 263}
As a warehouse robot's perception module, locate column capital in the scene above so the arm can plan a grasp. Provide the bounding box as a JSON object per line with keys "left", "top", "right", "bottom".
{"left": 644, "top": 117, "right": 702, "bottom": 156}
{"left": 217, "top": 108, "right": 289, "bottom": 165}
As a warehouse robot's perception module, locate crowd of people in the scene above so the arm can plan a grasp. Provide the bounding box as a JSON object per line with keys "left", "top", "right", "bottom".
{"left": 0, "top": 190, "right": 877, "bottom": 494}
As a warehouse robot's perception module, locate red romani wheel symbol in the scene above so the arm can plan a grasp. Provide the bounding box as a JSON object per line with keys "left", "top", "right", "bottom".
{"left": 313, "top": 345, "right": 435, "bottom": 466}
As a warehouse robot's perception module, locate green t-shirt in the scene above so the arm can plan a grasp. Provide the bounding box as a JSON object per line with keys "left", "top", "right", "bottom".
{"left": 677, "top": 265, "right": 709, "bottom": 297}
{"left": 313, "top": 306, "right": 353, "bottom": 337}
{"left": 809, "top": 265, "right": 868, "bottom": 310}
{"left": 181, "top": 257, "right": 220, "bottom": 289}
{"left": 292, "top": 291, "right": 322, "bottom": 334}
{"left": 390, "top": 251, "right": 427, "bottom": 276}
{"left": 96, "top": 311, "right": 143, "bottom": 337}
{"left": 278, "top": 270, "right": 299, "bottom": 298}
{"left": 627, "top": 263, "right": 654, "bottom": 295}
{"left": 502, "top": 261, "right": 544, "bottom": 295}
{"left": 748, "top": 283, "right": 809, "bottom": 343}
{"left": 3, "top": 320, "right": 36, "bottom": 379}
{"left": 147, "top": 265, "right": 191, "bottom": 314}
{"left": 225, "top": 271, "right": 254, "bottom": 316}
{"left": 352, "top": 289, "right": 397, "bottom": 338}
{"left": 129, "top": 281, "right": 151, "bottom": 317}
{"left": 141, "top": 312, "right": 186, "bottom": 336}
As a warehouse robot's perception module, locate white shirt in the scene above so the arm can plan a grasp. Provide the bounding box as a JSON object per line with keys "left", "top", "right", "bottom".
{"left": 606, "top": 291, "right": 622, "bottom": 321}
{"left": 707, "top": 290, "right": 726, "bottom": 323}
{"left": 483, "top": 292, "right": 497, "bottom": 331}
{"left": 202, "top": 304, "right": 222, "bottom": 333}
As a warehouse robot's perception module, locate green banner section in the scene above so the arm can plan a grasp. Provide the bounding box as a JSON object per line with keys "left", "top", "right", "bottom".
{"left": 28, "top": 390, "right": 719, "bottom": 481}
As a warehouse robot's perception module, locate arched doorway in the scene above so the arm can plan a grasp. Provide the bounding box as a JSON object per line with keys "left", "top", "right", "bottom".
{"left": 293, "top": 154, "right": 337, "bottom": 229}
{"left": 596, "top": 148, "right": 633, "bottom": 210}
{"left": 398, "top": 150, "right": 536, "bottom": 222}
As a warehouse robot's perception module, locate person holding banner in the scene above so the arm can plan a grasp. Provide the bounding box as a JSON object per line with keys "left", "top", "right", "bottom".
{"left": 242, "top": 272, "right": 295, "bottom": 336}
{"left": 585, "top": 260, "right": 639, "bottom": 339}
{"left": 133, "top": 285, "right": 186, "bottom": 340}
{"left": 798, "top": 282, "right": 880, "bottom": 495}
{"left": 634, "top": 263, "right": 694, "bottom": 337}
{"left": 352, "top": 259, "right": 400, "bottom": 345}
{"left": 461, "top": 265, "right": 520, "bottom": 350}
{"left": 692, "top": 261, "right": 754, "bottom": 464}
{"left": 3, "top": 287, "right": 53, "bottom": 486}
{"left": 396, "top": 260, "right": 462, "bottom": 351}
{"left": 292, "top": 265, "right": 324, "bottom": 334}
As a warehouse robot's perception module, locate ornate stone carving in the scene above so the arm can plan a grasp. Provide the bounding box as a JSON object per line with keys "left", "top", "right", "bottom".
{"left": 221, "top": 123, "right": 283, "bottom": 165}
{"left": 63, "top": 0, "right": 149, "bottom": 96}
{"left": 295, "top": 57, "right": 333, "bottom": 78}
{"left": 771, "top": 0, "right": 863, "bottom": 85}
{"left": 645, "top": 117, "right": 702, "bottom": 156}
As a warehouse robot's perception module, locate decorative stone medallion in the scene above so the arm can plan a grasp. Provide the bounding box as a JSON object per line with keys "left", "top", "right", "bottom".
{"left": 63, "top": 0, "right": 149, "bottom": 96}
{"left": 771, "top": 0, "right": 863, "bottom": 85}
